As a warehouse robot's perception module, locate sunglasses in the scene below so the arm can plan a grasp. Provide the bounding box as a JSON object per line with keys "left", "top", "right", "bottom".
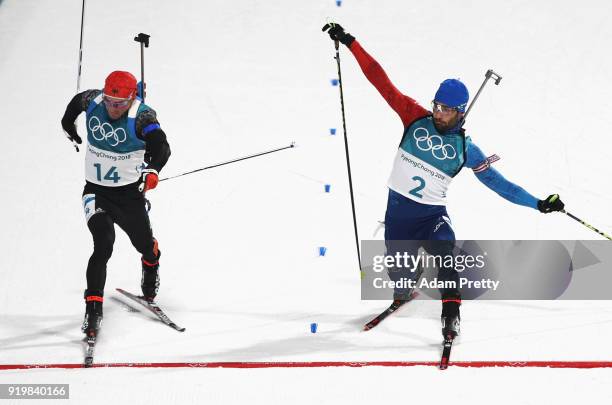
{"left": 432, "top": 101, "right": 459, "bottom": 114}
{"left": 103, "top": 95, "right": 131, "bottom": 108}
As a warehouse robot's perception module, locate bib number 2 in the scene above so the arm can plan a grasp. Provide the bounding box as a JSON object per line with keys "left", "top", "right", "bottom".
{"left": 93, "top": 163, "right": 121, "bottom": 184}
{"left": 408, "top": 176, "right": 425, "bottom": 199}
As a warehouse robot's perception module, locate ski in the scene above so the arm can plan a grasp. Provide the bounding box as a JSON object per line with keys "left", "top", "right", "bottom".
{"left": 439, "top": 336, "right": 454, "bottom": 370}
{"left": 115, "top": 288, "right": 186, "bottom": 332}
{"left": 363, "top": 292, "right": 418, "bottom": 331}
{"left": 83, "top": 334, "right": 97, "bottom": 368}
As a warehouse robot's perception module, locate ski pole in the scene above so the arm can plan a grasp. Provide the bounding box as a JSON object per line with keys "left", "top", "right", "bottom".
{"left": 159, "top": 142, "right": 296, "bottom": 182}
{"left": 561, "top": 210, "right": 612, "bottom": 240}
{"left": 76, "top": 0, "right": 86, "bottom": 94}
{"left": 71, "top": 0, "right": 87, "bottom": 153}
{"left": 331, "top": 37, "right": 363, "bottom": 272}
{"left": 134, "top": 33, "right": 150, "bottom": 101}
{"left": 462, "top": 69, "right": 502, "bottom": 123}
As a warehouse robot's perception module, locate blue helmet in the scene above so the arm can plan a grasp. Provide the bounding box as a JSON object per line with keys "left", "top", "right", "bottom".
{"left": 434, "top": 79, "right": 469, "bottom": 113}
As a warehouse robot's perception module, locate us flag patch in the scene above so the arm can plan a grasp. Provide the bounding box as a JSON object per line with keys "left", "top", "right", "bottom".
{"left": 473, "top": 154, "right": 501, "bottom": 173}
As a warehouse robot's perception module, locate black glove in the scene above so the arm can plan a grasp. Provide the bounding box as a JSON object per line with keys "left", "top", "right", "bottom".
{"left": 322, "top": 23, "right": 355, "bottom": 47}
{"left": 537, "top": 194, "right": 564, "bottom": 213}
{"left": 64, "top": 126, "right": 82, "bottom": 145}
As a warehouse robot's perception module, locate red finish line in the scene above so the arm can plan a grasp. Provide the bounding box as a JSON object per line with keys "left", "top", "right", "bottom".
{"left": 2, "top": 361, "right": 612, "bottom": 370}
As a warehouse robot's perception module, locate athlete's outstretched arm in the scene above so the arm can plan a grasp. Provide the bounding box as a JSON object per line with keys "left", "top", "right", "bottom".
{"left": 474, "top": 166, "right": 539, "bottom": 209}
{"left": 323, "top": 23, "right": 428, "bottom": 126}
{"left": 466, "top": 140, "right": 539, "bottom": 209}
{"left": 348, "top": 40, "right": 428, "bottom": 127}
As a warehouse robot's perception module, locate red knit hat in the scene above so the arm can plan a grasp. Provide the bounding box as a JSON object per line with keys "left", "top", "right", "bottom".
{"left": 104, "top": 71, "right": 137, "bottom": 99}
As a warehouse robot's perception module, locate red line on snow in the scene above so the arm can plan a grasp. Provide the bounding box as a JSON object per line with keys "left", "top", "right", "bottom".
{"left": 2, "top": 361, "right": 612, "bottom": 370}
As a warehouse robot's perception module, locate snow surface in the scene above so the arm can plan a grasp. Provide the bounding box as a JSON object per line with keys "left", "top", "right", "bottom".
{"left": 1, "top": 0, "right": 612, "bottom": 403}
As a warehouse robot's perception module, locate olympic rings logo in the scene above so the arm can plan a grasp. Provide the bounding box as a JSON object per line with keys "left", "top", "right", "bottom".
{"left": 413, "top": 127, "right": 456, "bottom": 160}
{"left": 88, "top": 116, "right": 127, "bottom": 147}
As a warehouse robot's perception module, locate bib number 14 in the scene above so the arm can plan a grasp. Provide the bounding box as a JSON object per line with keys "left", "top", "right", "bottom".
{"left": 93, "top": 163, "right": 121, "bottom": 184}
{"left": 409, "top": 176, "right": 425, "bottom": 198}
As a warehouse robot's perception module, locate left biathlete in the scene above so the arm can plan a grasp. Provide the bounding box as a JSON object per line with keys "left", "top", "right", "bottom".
{"left": 323, "top": 23, "right": 565, "bottom": 339}
{"left": 61, "top": 71, "right": 171, "bottom": 337}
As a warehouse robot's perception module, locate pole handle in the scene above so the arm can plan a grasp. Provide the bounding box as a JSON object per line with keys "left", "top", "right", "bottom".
{"left": 134, "top": 33, "right": 150, "bottom": 47}
{"left": 485, "top": 69, "right": 503, "bottom": 85}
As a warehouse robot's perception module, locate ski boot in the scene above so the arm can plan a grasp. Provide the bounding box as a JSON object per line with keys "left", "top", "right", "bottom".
{"left": 141, "top": 243, "right": 160, "bottom": 302}
{"left": 81, "top": 291, "right": 103, "bottom": 337}
{"left": 393, "top": 288, "right": 414, "bottom": 302}
{"left": 391, "top": 264, "right": 423, "bottom": 304}
{"left": 441, "top": 298, "right": 461, "bottom": 340}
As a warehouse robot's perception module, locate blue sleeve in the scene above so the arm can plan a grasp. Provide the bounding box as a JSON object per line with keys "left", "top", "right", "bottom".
{"left": 466, "top": 138, "right": 540, "bottom": 210}
{"left": 464, "top": 136, "right": 487, "bottom": 169}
